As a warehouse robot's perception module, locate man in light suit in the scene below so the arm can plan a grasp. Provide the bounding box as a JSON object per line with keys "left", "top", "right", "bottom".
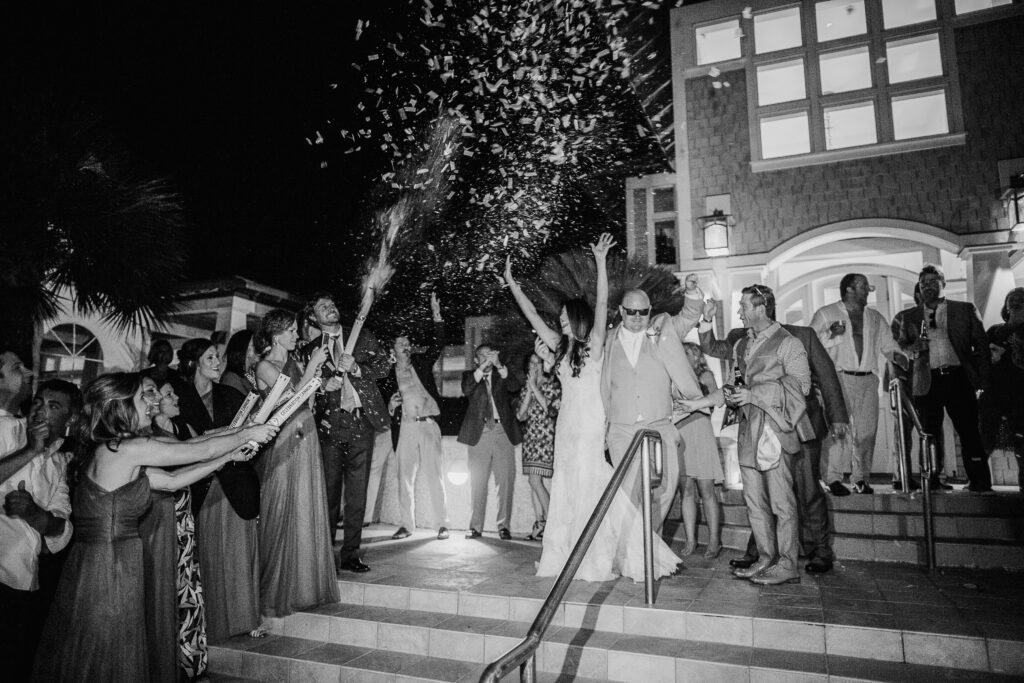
{"left": 601, "top": 288, "right": 703, "bottom": 525}
{"left": 895, "top": 265, "right": 992, "bottom": 492}
{"left": 458, "top": 344, "right": 522, "bottom": 539}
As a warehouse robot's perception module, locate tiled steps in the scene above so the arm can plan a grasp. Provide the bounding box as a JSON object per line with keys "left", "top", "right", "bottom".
{"left": 208, "top": 577, "right": 1024, "bottom": 682}
{"left": 679, "top": 489, "right": 1024, "bottom": 569}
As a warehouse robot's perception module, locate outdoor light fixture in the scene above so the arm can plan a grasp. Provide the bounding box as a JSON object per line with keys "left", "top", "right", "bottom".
{"left": 1003, "top": 172, "right": 1024, "bottom": 232}
{"left": 698, "top": 209, "right": 732, "bottom": 254}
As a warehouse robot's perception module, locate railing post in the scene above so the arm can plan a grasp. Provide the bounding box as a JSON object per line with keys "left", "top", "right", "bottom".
{"left": 520, "top": 655, "right": 535, "bottom": 683}
{"left": 920, "top": 436, "right": 937, "bottom": 572}
{"left": 889, "top": 378, "right": 911, "bottom": 494}
{"left": 640, "top": 434, "right": 656, "bottom": 606}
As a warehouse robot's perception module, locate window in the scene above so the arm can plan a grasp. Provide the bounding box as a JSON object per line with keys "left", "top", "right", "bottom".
{"left": 761, "top": 111, "right": 812, "bottom": 158}
{"left": 755, "top": 7, "right": 802, "bottom": 54}
{"left": 955, "top": 0, "right": 1012, "bottom": 14}
{"left": 655, "top": 220, "right": 678, "bottom": 265}
{"left": 886, "top": 34, "right": 943, "bottom": 84}
{"left": 815, "top": 0, "right": 867, "bottom": 42}
{"left": 652, "top": 187, "right": 675, "bottom": 213}
{"left": 820, "top": 46, "right": 872, "bottom": 94}
{"left": 892, "top": 90, "right": 948, "bottom": 139}
{"left": 757, "top": 59, "right": 807, "bottom": 105}
{"left": 39, "top": 324, "right": 104, "bottom": 386}
{"left": 824, "top": 101, "right": 878, "bottom": 148}
{"left": 881, "top": 0, "right": 936, "bottom": 29}
{"left": 696, "top": 19, "right": 741, "bottom": 65}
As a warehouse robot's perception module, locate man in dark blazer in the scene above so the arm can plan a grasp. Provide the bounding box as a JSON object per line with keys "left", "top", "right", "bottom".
{"left": 458, "top": 343, "right": 522, "bottom": 539}
{"left": 698, "top": 301, "right": 849, "bottom": 573}
{"left": 386, "top": 293, "right": 450, "bottom": 540}
{"left": 895, "top": 265, "right": 992, "bottom": 492}
{"left": 301, "top": 293, "right": 390, "bottom": 573}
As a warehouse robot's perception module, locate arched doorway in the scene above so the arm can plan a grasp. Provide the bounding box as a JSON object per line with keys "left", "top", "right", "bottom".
{"left": 39, "top": 323, "right": 104, "bottom": 387}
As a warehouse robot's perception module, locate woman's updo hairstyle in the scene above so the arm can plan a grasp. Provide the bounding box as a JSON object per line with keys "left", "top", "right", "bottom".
{"left": 254, "top": 309, "right": 298, "bottom": 357}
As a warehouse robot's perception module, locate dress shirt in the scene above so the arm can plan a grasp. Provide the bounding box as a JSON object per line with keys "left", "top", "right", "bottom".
{"left": 395, "top": 360, "right": 439, "bottom": 419}
{"left": 473, "top": 366, "right": 507, "bottom": 420}
{"left": 0, "top": 439, "right": 73, "bottom": 591}
{"left": 810, "top": 302, "right": 900, "bottom": 374}
{"left": 0, "top": 409, "right": 26, "bottom": 457}
{"left": 744, "top": 322, "right": 812, "bottom": 395}
{"left": 617, "top": 326, "right": 646, "bottom": 367}
{"left": 926, "top": 301, "right": 960, "bottom": 369}
{"left": 323, "top": 331, "right": 363, "bottom": 409}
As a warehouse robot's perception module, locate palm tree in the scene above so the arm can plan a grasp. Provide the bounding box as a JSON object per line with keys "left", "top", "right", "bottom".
{"left": 0, "top": 98, "right": 188, "bottom": 357}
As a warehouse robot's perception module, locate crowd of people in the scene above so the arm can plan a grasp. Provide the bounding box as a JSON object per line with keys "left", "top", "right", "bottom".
{"left": 1, "top": 251, "right": 1021, "bottom": 681}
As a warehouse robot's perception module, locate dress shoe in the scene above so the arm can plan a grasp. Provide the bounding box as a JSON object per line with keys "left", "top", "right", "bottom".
{"left": 465, "top": 528, "right": 482, "bottom": 539}
{"left": 828, "top": 480, "right": 851, "bottom": 496}
{"left": 853, "top": 480, "right": 874, "bottom": 494}
{"left": 437, "top": 527, "right": 450, "bottom": 540}
{"left": 804, "top": 557, "right": 833, "bottom": 574}
{"left": 391, "top": 527, "right": 412, "bottom": 540}
{"left": 339, "top": 557, "right": 371, "bottom": 573}
{"left": 733, "top": 559, "right": 771, "bottom": 579}
{"left": 749, "top": 565, "right": 800, "bottom": 585}
{"left": 729, "top": 554, "right": 759, "bottom": 570}
{"left": 499, "top": 528, "right": 512, "bottom": 540}
{"left": 928, "top": 476, "right": 953, "bottom": 491}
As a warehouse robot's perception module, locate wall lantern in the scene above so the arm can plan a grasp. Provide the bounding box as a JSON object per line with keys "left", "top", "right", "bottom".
{"left": 1003, "top": 172, "right": 1024, "bottom": 233}
{"left": 698, "top": 209, "right": 732, "bottom": 254}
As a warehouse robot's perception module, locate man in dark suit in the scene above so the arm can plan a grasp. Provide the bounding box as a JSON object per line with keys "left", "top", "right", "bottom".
{"left": 895, "top": 265, "right": 992, "bottom": 492}
{"left": 458, "top": 343, "right": 522, "bottom": 539}
{"left": 698, "top": 299, "right": 849, "bottom": 574}
{"left": 387, "top": 293, "right": 449, "bottom": 541}
{"left": 301, "top": 292, "right": 390, "bottom": 573}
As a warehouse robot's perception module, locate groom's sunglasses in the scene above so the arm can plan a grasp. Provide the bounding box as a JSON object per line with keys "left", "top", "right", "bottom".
{"left": 621, "top": 307, "right": 651, "bottom": 316}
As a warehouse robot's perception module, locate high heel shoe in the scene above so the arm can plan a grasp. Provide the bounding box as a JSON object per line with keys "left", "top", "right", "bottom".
{"left": 526, "top": 519, "right": 546, "bottom": 541}
{"left": 703, "top": 544, "right": 722, "bottom": 560}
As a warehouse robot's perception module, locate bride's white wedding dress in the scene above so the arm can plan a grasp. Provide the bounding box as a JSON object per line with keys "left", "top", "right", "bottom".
{"left": 536, "top": 349, "right": 681, "bottom": 582}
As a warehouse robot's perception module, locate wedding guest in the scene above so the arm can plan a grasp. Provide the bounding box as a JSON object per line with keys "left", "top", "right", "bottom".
{"left": 889, "top": 284, "right": 923, "bottom": 491}
{"left": 388, "top": 293, "right": 450, "bottom": 540}
{"left": 142, "top": 339, "right": 183, "bottom": 389}
{"left": 0, "top": 382, "right": 78, "bottom": 682}
{"left": 459, "top": 343, "right": 522, "bottom": 540}
{"left": 811, "top": 274, "right": 903, "bottom": 495}
{"left": 515, "top": 349, "right": 560, "bottom": 541}
{"left": 220, "top": 329, "right": 259, "bottom": 398}
{"left": 364, "top": 427, "right": 394, "bottom": 525}
{"left": 151, "top": 380, "right": 208, "bottom": 681}
{"left": 980, "top": 288, "right": 1024, "bottom": 491}
{"left": 300, "top": 292, "right": 390, "bottom": 573}
{"left": 671, "top": 343, "right": 724, "bottom": 559}
{"left": 32, "top": 372, "right": 276, "bottom": 683}
{"left": 254, "top": 310, "right": 339, "bottom": 628}
{"left": 896, "top": 265, "right": 991, "bottom": 491}
{"left": 0, "top": 346, "right": 33, "bottom": 456}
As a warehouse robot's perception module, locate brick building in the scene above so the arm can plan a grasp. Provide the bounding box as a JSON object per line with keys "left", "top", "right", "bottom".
{"left": 626, "top": 0, "right": 1024, "bottom": 477}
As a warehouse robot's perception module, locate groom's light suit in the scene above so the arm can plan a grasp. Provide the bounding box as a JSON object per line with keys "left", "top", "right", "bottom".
{"left": 601, "top": 300, "right": 703, "bottom": 524}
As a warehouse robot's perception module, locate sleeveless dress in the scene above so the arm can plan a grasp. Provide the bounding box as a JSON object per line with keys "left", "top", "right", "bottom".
{"left": 255, "top": 357, "right": 339, "bottom": 616}
{"left": 536, "top": 351, "right": 682, "bottom": 582}
{"left": 33, "top": 475, "right": 152, "bottom": 682}
{"left": 518, "top": 376, "right": 560, "bottom": 477}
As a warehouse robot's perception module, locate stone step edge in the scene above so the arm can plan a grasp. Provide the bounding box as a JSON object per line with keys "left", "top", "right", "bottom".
{"left": 698, "top": 521, "right": 1024, "bottom": 545}
{"left": 309, "top": 593, "right": 1022, "bottom": 674}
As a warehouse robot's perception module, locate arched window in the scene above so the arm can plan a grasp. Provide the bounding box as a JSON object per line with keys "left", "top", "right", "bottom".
{"left": 39, "top": 324, "right": 104, "bottom": 387}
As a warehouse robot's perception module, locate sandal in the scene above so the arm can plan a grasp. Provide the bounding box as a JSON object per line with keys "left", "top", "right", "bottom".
{"left": 526, "top": 520, "right": 546, "bottom": 541}
{"left": 681, "top": 540, "right": 697, "bottom": 557}
{"left": 703, "top": 544, "right": 722, "bottom": 560}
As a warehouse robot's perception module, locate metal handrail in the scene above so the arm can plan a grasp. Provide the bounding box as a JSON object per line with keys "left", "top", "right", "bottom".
{"left": 888, "top": 370, "right": 938, "bottom": 571}
{"left": 479, "top": 429, "right": 665, "bottom": 683}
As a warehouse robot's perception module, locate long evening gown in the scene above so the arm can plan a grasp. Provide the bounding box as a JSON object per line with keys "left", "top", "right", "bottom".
{"left": 140, "top": 485, "right": 178, "bottom": 683}
{"left": 33, "top": 476, "right": 152, "bottom": 682}
{"left": 255, "top": 357, "right": 339, "bottom": 616}
{"left": 536, "top": 351, "right": 681, "bottom": 582}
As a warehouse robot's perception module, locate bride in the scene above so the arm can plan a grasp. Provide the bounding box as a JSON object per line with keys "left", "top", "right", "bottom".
{"left": 503, "top": 234, "right": 681, "bottom": 582}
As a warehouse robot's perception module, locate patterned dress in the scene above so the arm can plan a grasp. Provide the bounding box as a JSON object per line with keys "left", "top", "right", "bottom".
{"left": 174, "top": 487, "right": 207, "bottom": 678}
{"left": 518, "top": 376, "right": 560, "bottom": 478}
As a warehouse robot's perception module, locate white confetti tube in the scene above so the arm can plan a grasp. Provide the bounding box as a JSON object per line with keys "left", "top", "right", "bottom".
{"left": 229, "top": 392, "right": 259, "bottom": 428}
{"left": 250, "top": 373, "right": 291, "bottom": 424}
{"left": 267, "top": 377, "right": 323, "bottom": 427}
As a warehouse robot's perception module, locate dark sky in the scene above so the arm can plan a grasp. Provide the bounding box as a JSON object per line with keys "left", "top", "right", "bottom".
{"left": 6, "top": 1, "right": 401, "bottom": 294}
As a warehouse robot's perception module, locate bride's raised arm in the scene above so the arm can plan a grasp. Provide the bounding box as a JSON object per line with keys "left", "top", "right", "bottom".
{"left": 590, "top": 233, "right": 616, "bottom": 350}
{"left": 503, "top": 256, "right": 561, "bottom": 351}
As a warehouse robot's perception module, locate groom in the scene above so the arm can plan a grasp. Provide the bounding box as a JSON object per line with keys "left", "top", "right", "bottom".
{"left": 602, "top": 288, "right": 704, "bottom": 523}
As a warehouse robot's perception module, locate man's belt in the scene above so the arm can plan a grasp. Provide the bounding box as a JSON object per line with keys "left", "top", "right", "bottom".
{"left": 403, "top": 415, "right": 436, "bottom": 423}
{"left": 841, "top": 370, "right": 872, "bottom": 376}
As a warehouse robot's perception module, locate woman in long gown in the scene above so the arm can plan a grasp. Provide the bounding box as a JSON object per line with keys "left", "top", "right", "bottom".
{"left": 503, "top": 235, "right": 682, "bottom": 582}
{"left": 32, "top": 373, "right": 278, "bottom": 683}
{"left": 252, "top": 310, "right": 339, "bottom": 628}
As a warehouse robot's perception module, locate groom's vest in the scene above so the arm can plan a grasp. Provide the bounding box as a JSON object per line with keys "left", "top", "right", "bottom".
{"left": 607, "top": 335, "right": 672, "bottom": 425}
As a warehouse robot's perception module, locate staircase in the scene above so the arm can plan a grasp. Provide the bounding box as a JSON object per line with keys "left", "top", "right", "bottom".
{"left": 207, "top": 535, "right": 1024, "bottom": 682}
{"left": 678, "top": 488, "right": 1024, "bottom": 570}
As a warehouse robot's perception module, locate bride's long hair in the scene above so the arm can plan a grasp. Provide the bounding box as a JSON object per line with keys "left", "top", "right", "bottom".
{"left": 555, "top": 298, "right": 594, "bottom": 378}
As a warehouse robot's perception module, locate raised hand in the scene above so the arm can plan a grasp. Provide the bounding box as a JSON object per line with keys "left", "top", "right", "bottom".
{"left": 589, "top": 233, "right": 617, "bottom": 260}
{"left": 702, "top": 299, "right": 718, "bottom": 321}
{"left": 430, "top": 291, "right": 442, "bottom": 320}
{"left": 308, "top": 345, "right": 328, "bottom": 370}
{"left": 534, "top": 336, "right": 554, "bottom": 363}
